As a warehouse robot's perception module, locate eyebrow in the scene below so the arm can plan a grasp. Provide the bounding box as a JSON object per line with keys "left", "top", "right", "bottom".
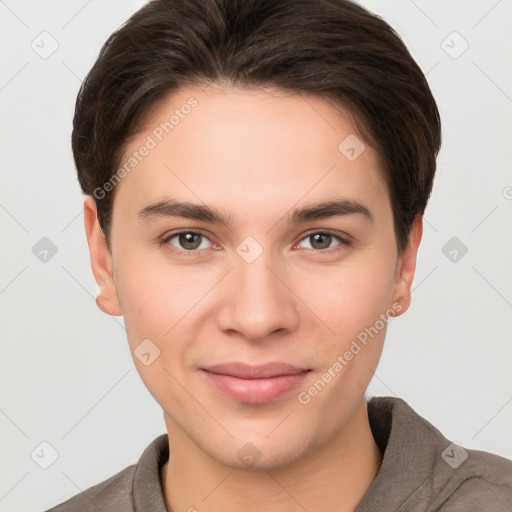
{"left": 137, "top": 198, "right": 373, "bottom": 225}
{"left": 137, "top": 199, "right": 234, "bottom": 226}
{"left": 285, "top": 199, "right": 373, "bottom": 224}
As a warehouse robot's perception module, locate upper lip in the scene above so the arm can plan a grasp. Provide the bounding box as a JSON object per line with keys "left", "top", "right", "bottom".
{"left": 201, "top": 362, "right": 310, "bottom": 379}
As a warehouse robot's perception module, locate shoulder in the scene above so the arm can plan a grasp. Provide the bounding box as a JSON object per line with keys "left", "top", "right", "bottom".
{"left": 402, "top": 398, "right": 512, "bottom": 508}
{"left": 364, "top": 396, "right": 512, "bottom": 511}
{"left": 44, "top": 464, "right": 137, "bottom": 511}
{"left": 43, "top": 433, "right": 169, "bottom": 511}
{"left": 431, "top": 446, "right": 512, "bottom": 511}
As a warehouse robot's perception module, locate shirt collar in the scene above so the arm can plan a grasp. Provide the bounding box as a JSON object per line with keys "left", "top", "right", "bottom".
{"left": 133, "top": 432, "right": 169, "bottom": 510}
{"left": 355, "top": 396, "right": 446, "bottom": 511}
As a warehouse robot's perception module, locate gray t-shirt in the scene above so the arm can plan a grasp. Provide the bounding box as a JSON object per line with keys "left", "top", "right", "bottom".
{"left": 45, "top": 396, "right": 512, "bottom": 511}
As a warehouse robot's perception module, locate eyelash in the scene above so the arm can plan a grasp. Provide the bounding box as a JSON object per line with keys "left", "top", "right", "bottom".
{"left": 159, "top": 229, "right": 352, "bottom": 257}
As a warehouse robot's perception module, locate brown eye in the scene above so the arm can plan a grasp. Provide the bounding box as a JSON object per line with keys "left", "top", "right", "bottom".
{"left": 163, "top": 231, "right": 213, "bottom": 252}
{"left": 296, "top": 231, "right": 350, "bottom": 253}
{"left": 178, "top": 232, "right": 203, "bottom": 250}
{"left": 309, "top": 233, "right": 333, "bottom": 250}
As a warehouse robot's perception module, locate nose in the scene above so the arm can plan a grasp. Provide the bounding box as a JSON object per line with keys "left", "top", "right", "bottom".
{"left": 215, "top": 250, "right": 300, "bottom": 342}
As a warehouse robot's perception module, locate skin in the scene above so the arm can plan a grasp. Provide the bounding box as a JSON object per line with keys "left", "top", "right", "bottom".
{"left": 84, "top": 83, "right": 422, "bottom": 512}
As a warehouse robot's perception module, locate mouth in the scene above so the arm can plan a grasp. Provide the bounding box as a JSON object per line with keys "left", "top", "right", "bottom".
{"left": 199, "top": 362, "right": 312, "bottom": 404}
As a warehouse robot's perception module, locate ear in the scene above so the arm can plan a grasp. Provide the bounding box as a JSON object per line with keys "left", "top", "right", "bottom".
{"left": 83, "top": 195, "right": 122, "bottom": 316}
{"left": 390, "top": 215, "right": 423, "bottom": 316}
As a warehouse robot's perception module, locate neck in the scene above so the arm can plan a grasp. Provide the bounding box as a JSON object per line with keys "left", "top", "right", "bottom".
{"left": 161, "top": 399, "right": 381, "bottom": 512}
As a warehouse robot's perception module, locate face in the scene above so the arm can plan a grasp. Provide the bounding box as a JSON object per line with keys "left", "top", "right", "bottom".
{"left": 84, "top": 83, "right": 421, "bottom": 470}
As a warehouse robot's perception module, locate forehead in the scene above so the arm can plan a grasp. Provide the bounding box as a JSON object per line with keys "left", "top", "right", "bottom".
{"left": 113, "top": 84, "right": 389, "bottom": 222}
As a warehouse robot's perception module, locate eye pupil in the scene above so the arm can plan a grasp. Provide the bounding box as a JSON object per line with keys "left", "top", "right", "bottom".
{"left": 311, "top": 233, "right": 331, "bottom": 249}
{"left": 179, "top": 232, "right": 202, "bottom": 250}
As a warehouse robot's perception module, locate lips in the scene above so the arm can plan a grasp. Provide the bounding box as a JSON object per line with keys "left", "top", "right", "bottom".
{"left": 202, "top": 362, "right": 310, "bottom": 379}
{"left": 199, "top": 362, "right": 311, "bottom": 404}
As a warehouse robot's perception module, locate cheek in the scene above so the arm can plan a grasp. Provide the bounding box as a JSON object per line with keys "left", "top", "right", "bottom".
{"left": 113, "top": 250, "right": 229, "bottom": 371}
{"left": 113, "top": 251, "right": 199, "bottom": 346}
{"left": 291, "top": 256, "right": 397, "bottom": 399}
{"left": 297, "top": 258, "right": 396, "bottom": 340}
{"left": 294, "top": 262, "right": 395, "bottom": 411}
{"left": 112, "top": 253, "right": 205, "bottom": 407}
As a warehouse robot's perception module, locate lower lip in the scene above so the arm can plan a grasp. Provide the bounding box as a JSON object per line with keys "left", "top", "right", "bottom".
{"left": 200, "top": 370, "right": 311, "bottom": 404}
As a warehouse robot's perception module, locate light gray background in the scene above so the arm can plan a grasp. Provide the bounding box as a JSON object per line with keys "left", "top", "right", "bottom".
{"left": 1, "top": 0, "right": 511, "bottom": 510}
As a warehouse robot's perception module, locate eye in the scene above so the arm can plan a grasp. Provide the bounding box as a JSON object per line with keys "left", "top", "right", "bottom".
{"left": 296, "top": 231, "right": 350, "bottom": 253}
{"left": 160, "top": 229, "right": 351, "bottom": 257}
{"left": 162, "top": 231, "right": 214, "bottom": 253}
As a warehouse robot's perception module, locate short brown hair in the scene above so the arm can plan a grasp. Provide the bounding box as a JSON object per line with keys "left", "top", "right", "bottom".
{"left": 72, "top": 0, "right": 441, "bottom": 253}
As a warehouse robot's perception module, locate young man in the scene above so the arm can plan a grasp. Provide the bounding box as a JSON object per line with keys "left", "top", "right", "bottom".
{"left": 47, "top": 0, "right": 512, "bottom": 510}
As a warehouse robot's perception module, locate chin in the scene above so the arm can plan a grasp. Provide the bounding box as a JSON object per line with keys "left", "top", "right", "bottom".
{"left": 201, "top": 433, "right": 314, "bottom": 472}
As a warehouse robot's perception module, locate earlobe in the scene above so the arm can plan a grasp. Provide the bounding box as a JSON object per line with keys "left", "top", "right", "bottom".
{"left": 391, "top": 216, "right": 423, "bottom": 315}
{"left": 83, "top": 196, "right": 122, "bottom": 316}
